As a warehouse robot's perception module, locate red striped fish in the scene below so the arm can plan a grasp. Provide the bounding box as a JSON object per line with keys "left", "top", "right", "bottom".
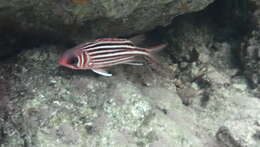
{"left": 58, "top": 38, "right": 166, "bottom": 76}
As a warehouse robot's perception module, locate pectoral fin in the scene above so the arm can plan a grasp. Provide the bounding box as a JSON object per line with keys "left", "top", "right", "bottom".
{"left": 92, "top": 68, "right": 112, "bottom": 77}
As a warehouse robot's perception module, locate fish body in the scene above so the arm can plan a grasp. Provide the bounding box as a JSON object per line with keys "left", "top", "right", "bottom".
{"left": 58, "top": 38, "right": 166, "bottom": 76}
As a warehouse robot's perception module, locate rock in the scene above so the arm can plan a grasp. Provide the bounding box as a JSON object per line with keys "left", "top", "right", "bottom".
{"left": 239, "top": 0, "right": 260, "bottom": 97}
{"left": 217, "top": 118, "right": 260, "bottom": 147}
{"left": 0, "top": 0, "right": 214, "bottom": 39}
{"left": 193, "top": 67, "right": 260, "bottom": 147}
{"left": 0, "top": 0, "right": 215, "bottom": 58}
{"left": 241, "top": 31, "right": 260, "bottom": 89}
{"left": 0, "top": 47, "right": 204, "bottom": 146}
{"left": 216, "top": 127, "right": 243, "bottom": 147}
{"left": 1, "top": 40, "right": 259, "bottom": 146}
{"left": 1, "top": 2, "right": 260, "bottom": 146}
{"left": 0, "top": 79, "right": 9, "bottom": 119}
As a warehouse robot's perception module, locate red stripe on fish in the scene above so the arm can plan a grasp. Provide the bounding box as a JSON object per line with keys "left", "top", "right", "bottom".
{"left": 93, "top": 55, "right": 134, "bottom": 63}
{"left": 84, "top": 44, "right": 135, "bottom": 52}
{"left": 93, "top": 56, "right": 134, "bottom": 66}
{"left": 88, "top": 49, "right": 129, "bottom": 56}
{"left": 83, "top": 39, "right": 134, "bottom": 50}
{"left": 95, "top": 38, "right": 134, "bottom": 42}
{"left": 89, "top": 48, "right": 147, "bottom": 56}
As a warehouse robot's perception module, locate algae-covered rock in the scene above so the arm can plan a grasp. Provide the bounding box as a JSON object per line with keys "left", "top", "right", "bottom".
{"left": 240, "top": 0, "right": 260, "bottom": 97}
{"left": 0, "top": 0, "right": 215, "bottom": 58}
{"left": 0, "top": 0, "right": 214, "bottom": 39}
{"left": 241, "top": 30, "right": 260, "bottom": 96}
{"left": 1, "top": 41, "right": 259, "bottom": 146}
{"left": 1, "top": 1, "right": 260, "bottom": 146}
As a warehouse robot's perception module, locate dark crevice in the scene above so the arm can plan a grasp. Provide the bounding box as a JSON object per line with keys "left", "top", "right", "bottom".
{"left": 0, "top": 22, "right": 74, "bottom": 61}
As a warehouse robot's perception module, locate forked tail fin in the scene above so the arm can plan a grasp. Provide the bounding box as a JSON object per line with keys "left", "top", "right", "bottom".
{"left": 145, "top": 43, "right": 167, "bottom": 65}
{"left": 147, "top": 44, "right": 168, "bottom": 53}
{"left": 144, "top": 43, "right": 174, "bottom": 78}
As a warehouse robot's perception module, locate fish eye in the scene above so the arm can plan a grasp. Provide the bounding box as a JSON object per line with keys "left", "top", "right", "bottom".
{"left": 69, "top": 56, "right": 78, "bottom": 65}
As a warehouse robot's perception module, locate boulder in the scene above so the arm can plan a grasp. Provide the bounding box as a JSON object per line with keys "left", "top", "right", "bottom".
{"left": 240, "top": 0, "right": 260, "bottom": 96}
{"left": 0, "top": 0, "right": 214, "bottom": 38}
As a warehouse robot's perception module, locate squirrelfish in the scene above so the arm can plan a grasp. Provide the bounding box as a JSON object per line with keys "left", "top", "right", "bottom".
{"left": 58, "top": 38, "right": 166, "bottom": 76}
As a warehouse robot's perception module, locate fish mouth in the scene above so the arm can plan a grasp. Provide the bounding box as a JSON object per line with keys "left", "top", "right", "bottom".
{"left": 58, "top": 58, "right": 75, "bottom": 69}
{"left": 58, "top": 58, "right": 66, "bottom": 66}
{"left": 59, "top": 63, "right": 76, "bottom": 69}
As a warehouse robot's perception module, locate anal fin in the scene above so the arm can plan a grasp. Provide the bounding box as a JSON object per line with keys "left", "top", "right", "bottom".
{"left": 92, "top": 68, "right": 112, "bottom": 77}
{"left": 123, "top": 62, "right": 143, "bottom": 66}
{"left": 123, "top": 60, "right": 144, "bottom": 66}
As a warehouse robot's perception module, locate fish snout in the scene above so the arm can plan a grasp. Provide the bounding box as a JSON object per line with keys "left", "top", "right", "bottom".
{"left": 58, "top": 57, "right": 66, "bottom": 66}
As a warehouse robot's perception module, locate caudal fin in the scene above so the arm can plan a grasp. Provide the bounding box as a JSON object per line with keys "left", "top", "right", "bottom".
{"left": 144, "top": 43, "right": 168, "bottom": 65}
{"left": 144, "top": 43, "right": 170, "bottom": 76}
{"left": 148, "top": 44, "right": 168, "bottom": 53}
